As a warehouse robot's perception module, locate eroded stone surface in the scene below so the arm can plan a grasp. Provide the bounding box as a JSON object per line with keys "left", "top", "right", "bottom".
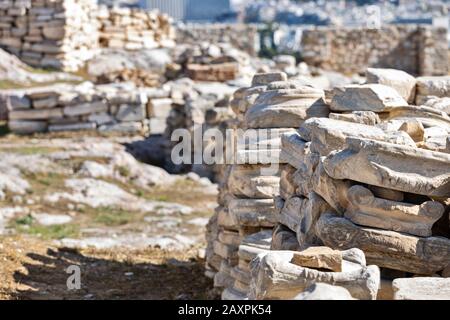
{"left": 316, "top": 213, "right": 450, "bottom": 275}
{"left": 291, "top": 246, "right": 342, "bottom": 272}
{"left": 323, "top": 137, "right": 450, "bottom": 197}
{"left": 330, "top": 84, "right": 408, "bottom": 112}
{"left": 345, "top": 185, "right": 444, "bottom": 237}
{"left": 249, "top": 249, "right": 380, "bottom": 300}
{"left": 393, "top": 277, "right": 450, "bottom": 300}
{"left": 366, "top": 68, "right": 416, "bottom": 104}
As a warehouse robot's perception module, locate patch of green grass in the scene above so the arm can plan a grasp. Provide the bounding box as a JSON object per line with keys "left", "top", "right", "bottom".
{"left": 117, "top": 166, "right": 130, "bottom": 178}
{"left": 15, "top": 214, "right": 34, "bottom": 226}
{"left": 0, "top": 146, "right": 61, "bottom": 155}
{"left": 11, "top": 216, "right": 79, "bottom": 240}
{"left": 93, "top": 208, "right": 134, "bottom": 227}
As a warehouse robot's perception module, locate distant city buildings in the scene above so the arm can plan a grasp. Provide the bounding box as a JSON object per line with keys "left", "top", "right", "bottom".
{"left": 141, "top": 0, "right": 234, "bottom": 22}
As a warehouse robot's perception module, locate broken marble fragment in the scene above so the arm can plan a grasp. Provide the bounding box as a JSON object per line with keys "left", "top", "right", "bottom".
{"left": 249, "top": 249, "right": 380, "bottom": 300}
{"left": 366, "top": 68, "right": 416, "bottom": 104}
{"left": 330, "top": 84, "right": 408, "bottom": 112}
{"left": 291, "top": 246, "right": 342, "bottom": 272}
{"left": 393, "top": 278, "right": 450, "bottom": 300}
{"left": 345, "top": 185, "right": 444, "bottom": 237}
{"left": 323, "top": 137, "right": 450, "bottom": 197}
{"left": 316, "top": 213, "right": 450, "bottom": 275}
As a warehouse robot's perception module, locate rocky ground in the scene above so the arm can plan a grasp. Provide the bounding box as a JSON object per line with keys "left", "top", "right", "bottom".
{"left": 0, "top": 124, "right": 218, "bottom": 299}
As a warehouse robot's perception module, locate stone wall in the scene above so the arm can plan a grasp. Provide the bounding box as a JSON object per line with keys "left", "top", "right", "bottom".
{"left": 0, "top": 0, "right": 175, "bottom": 72}
{"left": 301, "top": 25, "right": 449, "bottom": 76}
{"left": 97, "top": 6, "right": 174, "bottom": 50}
{"left": 0, "top": 0, "right": 99, "bottom": 72}
{"left": 207, "top": 69, "right": 450, "bottom": 300}
{"left": 176, "top": 24, "right": 259, "bottom": 56}
{"left": 0, "top": 82, "right": 173, "bottom": 135}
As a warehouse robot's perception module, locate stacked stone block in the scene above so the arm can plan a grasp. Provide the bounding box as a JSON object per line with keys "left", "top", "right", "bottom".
{"left": 248, "top": 68, "right": 450, "bottom": 300}
{"left": 1, "top": 82, "right": 173, "bottom": 135}
{"left": 97, "top": 5, "right": 174, "bottom": 51}
{"left": 0, "top": 0, "right": 99, "bottom": 71}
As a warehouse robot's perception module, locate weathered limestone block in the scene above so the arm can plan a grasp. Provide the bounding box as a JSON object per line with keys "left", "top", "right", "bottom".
{"left": 244, "top": 86, "right": 329, "bottom": 128}
{"left": 292, "top": 152, "right": 321, "bottom": 197}
{"left": 249, "top": 249, "right": 380, "bottom": 300}
{"left": 393, "top": 278, "right": 450, "bottom": 300}
{"left": 251, "top": 72, "right": 288, "bottom": 87}
{"left": 384, "top": 105, "right": 450, "bottom": 129}
{"left": 316, "top": 213, "right": 450, "bottom": 275}
{"left": 5, "top": 94, "right": 31, "bottom": 110}
{"left": 330, "top": 84, "right": 408, "bottom": 112}
{"left": 345, "top": 185, "right": 444, "bottom": 237}
{"left": 278, "top": 196, "right": 303, "bottom": 233}
{"left": 8, "top": 120, "right": 47, "bottom": 134}
{"left": 238, "top": 231, "right": 272, "bottom": 262}
{"left": 311, "top": 160, "right": 352, "bottom": 214}
{"left": 416, "top": 76, "right": 450, "bottom": 104}
{"left": 298, "top": 118, "right": 411, "bottom": 156}
{"left": 280, "top": 165, "right": 297, "bottom": 200}
{"left": 280, "top": 131, "right": 313, "bottom": 170}
{"left": 228, "top": 164, "right": 280, "bottom": 199}
{"left": 9, "top": 107, "right": 63, "bottom": 120}
{"left": 147, "top": 98, "right": 172, "bottom": 118}
{"left": 291, "top": 246, "right": 342, "bottom": 272}
{"left": 217, "top": 207, "right": 237, "bottom": 230}
{"left": 115, "top": 104, "right": 145, "bottom": 122}
{"left": 366, "top": 68, "right": 416, "bottom": 103}
{"left": 294, "top": 283, "right": 355, "bottom": 300}
{"left": 329, "top": 111, "right": 380, "bottom": 125}
{"left": 228, "top": 199, "right": 276, "bottom": 227}
{"left": 230, "top": 86, "right": 267, "bottom": 116}
{"left": 218, "top": 230, "right": 241, "bottom": 247}
{"left": 271, "top": 224, "right": 300, "bottom": 251}
{"left": 422, "top": 96, "right": 450, "bottom": 114}
{"left": 213, "top": 240, "right": 238, "bottom": 262}
{"left": 49, "top": 122, "right": 96, "bottom": 132}
{"left": 231, "top": 266, "right": 251, "bottom": 285}
{"left": 63, "top": 101, "right": 108, "bottom": 117}
{"left": 323, "top": 137, "right": 450, "bottom": 197}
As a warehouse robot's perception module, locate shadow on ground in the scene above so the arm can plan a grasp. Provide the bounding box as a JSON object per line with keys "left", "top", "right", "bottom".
{"left": 10, "top": 246, "right": 216, "bottom": 300}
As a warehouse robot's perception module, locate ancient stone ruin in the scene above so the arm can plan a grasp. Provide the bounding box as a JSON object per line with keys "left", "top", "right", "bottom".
{"left": 0, "top": 0, "right": 174, "bottom": 71}
{"left": 207, "top": 69, "right": 450, "bottom": 300}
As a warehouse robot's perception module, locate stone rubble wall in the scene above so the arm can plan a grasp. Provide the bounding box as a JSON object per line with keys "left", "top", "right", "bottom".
{"left": 1, "top": 81, "right": 173, "bottom": 135}
{"left": 97, "top": 5, "right": 174, "bottom": 51}
{"left": 0, "top": 0, "right": 99, "bottom": 72}
{"left": 0, "top": 0, "right": 175, "bottom": 72}
{"left": 176, "top": 24, "right": 259, "bottom": 57}
{"left": 207, "top": 69, "right": 450, "bottom": 300}
{"left": 301, "top": 25, "right": 449, "bottom": 76}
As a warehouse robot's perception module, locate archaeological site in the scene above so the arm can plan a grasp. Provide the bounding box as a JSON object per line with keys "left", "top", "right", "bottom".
{"left": 0, "top": 0, "right": 448, "bottom": 304}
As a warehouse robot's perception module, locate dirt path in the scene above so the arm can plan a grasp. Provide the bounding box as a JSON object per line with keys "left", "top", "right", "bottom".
{"left": 0, "top": 235, "right": 217, "bottom": 300}
{"left": 0, "top": 131, "right": 219, "bottom": 300}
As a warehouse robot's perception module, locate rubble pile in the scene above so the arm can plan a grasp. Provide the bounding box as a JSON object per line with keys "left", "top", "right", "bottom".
{"left": 1, "top": 81, "right": 174, "bottom": 135}
{"left": 0, "top": 0, "right": 99, "bottom": 71}
{"left": 97, "top": 6, "right": 175, "bottom": 51}
{"left": 209, "top": 68, "right": 450, "bottom": 300}
{"left": 205, "top": 71, "right": 343, "bottom": 300}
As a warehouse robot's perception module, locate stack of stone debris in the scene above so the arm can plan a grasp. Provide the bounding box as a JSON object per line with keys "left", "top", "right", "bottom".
{"left": 206, "top": 71, "right": 338, "bottom": 300}
{"left": 0, "top": 0, "right": 99, "bottom": 71}
{"left": 1, "top": 81, "right": 173, "bottom": 135}
{"left": 163, "top": 79, "right": 237, "bottom": 178}
{"left": 97, "top": 6, "right": 175, "bottom": 51}
{"left": 246, "top": 69, "right": 450, "bottom": 299}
